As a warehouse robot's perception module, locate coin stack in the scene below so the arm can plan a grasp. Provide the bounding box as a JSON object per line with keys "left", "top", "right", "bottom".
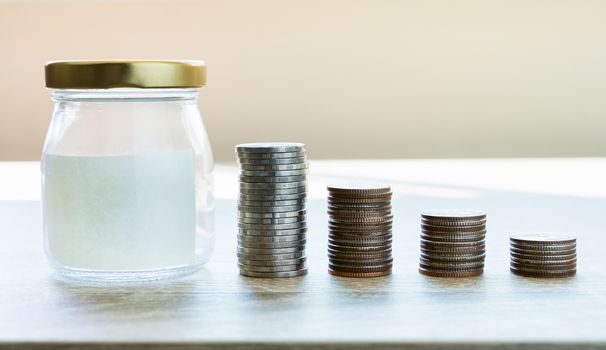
{"left": 327, "top": 184, "right": 393, "bottom": 278}
{"left": 419, "top": 209, "right": 487, "bottom": 277}
{"left": 235, "top": 142, "right": 308, "bottom": 278}
{"left": 510, "top": 233, "right": 577, "bottom": 278}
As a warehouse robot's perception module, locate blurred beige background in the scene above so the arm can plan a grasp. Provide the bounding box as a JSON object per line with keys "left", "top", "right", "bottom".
{"left": 1, "top": 0, "right": 605, "bottom": 161}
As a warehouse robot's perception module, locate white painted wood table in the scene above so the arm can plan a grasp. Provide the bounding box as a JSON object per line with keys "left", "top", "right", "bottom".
{"left": 1, "top": 159, "right": 605, "bottom": 349}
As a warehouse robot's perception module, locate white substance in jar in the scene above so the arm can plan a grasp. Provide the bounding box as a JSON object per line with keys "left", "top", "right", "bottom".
{"left": 42, "top": 150, "right": 196, "bottom": 270}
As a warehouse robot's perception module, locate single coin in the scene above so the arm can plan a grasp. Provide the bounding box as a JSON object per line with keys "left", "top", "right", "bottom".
{"left": 328, "top": 233, "right": 392, "bottom": 243}
{"left": 330, "top": 227, "right": 393, "bottom": 235}
{"left": 239, "top": 186, "right": 307, "bottom": 196}
{"left": 240, "top": 169, "right": 308, "bottom": 177}
{"left": 238, "top": 204, "right": 306, "bottom": 213}
{"left": 328, "top": 269, "right": 391, "bottom": 278}
{"left": 237, "top": 246, "right": 304, "bottom": 255}
{"left": 328, "top": 203, "right": 391, "bottom": 213}
{"left": 509, "top": 242, "right": 576, "bottom": 251}
{"left": 510, "top": 251, "right": 576, "bottom": 261}
{"left": 328, "top": 248, "right": 392, "bottom": 260}
{"left": 421, "top": 229, "right": 486, "bottom": 236}
{"left": 240, "top": 176, "right": 307, "bottom": 190}
{"left": 328, "top": 256, "right": 393, "bottom": 265}
{"left": 328, "top": 246, "right": 392, "bottom": 255}
{"left": 510, "top": 242, "right": 577, "bottom": 251}
{"left": 329, "top": 203, "right": 392, "bottom": 211}
{"left": 328, "top": 238, "right": 392, "bottom": 248}
{"left": 238, "top": 156, "right": 307, "bottom": 165}
{"left": 239, "top": 215, "right": 306, "bottom": 225}
{"left": 330, "top": 215, "right": 393, "bottom": 224}
{"left": 239, "top": 209, "right": 306, "bottom": 219}
{"left": 419, "top": 268, "right": 483, "bottom": 278}
{"left": 236, "top": 142, "right": 305, "bottom": 153}
{"left": 419, "top": 258, "right": 485, "bottom": 270}
{"left": 239, "top": 193, "right": 306, "bottom": 202}
{"left": 509, "top": 246, "right": 576, "bottom": 256}
{"left": 329, "top": 222, "right": 393, "bottom": 231}
{"left": 238, "top": 233, "right": 306, "bottom": 243}
{"left": 240, "top": 175, "right": 306, "bottom": 184}
{"left": 328, "top": 209, "right": 392, "bottom": 218}
{"left": 238, "top": 199, "right": 305, "bottom": 207}
{"left": 239, "top": 268, "right": 308, "bottom": 278}
{"left": 239, "top": 162, "right": 308, "bottom": 171}
{"left": 510, "top": 261, "right": 576, "bottom": 271}
{"left": 238, "top": 239, "right": 306, "bottom": 249}
{"left": 421, "top": 209, "right": 486, "bottom": 221}
{"left": 420, "top": 238, "right": 485, "bottom": 248}
{"left": 329, "top": 231, "right": 392, "bottom": 240}
{"left": 238, "top": 250, "right": 305, "bottom": 261}
{"left": 421, "top": 253, "right": 486, "bottom": 262}
{"left": 329, "top": 256, "right": 394, "bottom": 266}
{"left": 510, "top": 267, "right": 576, "bottom": 278}
{"left": 239, "top": 181, "right": 307, "bottom": 190}
{"left": 328, "top": 243, "right": 392, "bottom": 253}
{"left": 239, "top": 227, "right": 307, "bottom": 236}
{"left": 329, "top": 202, "right": 392, "bottom": 209}
{"left": 330, "top": 226, "right": 392, "bottom": 233}
{"left": 422, "top": 218, "right": 487, "bottom": 227}
{"left": 237, "top": 151, "right": 306, "bottom": 160}
{"left": 327, "top": 183, "right": 391, "bottom": 196}
{"left": 238, "top": 257, "right": 307, "bottom": 267}
{"left": 238, "top": 221, "right": 306, "bottom": 230}
{"left": 420, "top": 233, "right": 485, "bottom": 243}
{"left": 419, "top": 263, "right": 484, "bottom": 273}
{"left": 420, "top": 246, "right": 486, "bottom": 255}
{"left": 328, "top": 263, "right": 392, "bottom": 273}
{"left": 328, "top": 196, "right": 392, "bottom": 204}
{"left": 421, "top": 223, "right": 485, "bottom": 233}
{"left": 510, "top": 233, "right": 576, "bottom": 245}
{"left": 239, "top": 262, "right": 306, "bottom": 273}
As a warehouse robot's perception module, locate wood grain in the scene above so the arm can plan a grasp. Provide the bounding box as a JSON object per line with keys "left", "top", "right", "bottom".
{"left": 0, "top": 160, "right": 605, "bottom": 349}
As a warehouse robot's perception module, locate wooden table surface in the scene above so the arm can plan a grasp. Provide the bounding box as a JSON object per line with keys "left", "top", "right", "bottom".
{"left": 1, "top": 159, "right": 605, "bottom": 350}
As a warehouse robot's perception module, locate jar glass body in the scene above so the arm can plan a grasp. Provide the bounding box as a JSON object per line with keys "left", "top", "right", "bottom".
{"left": 41, "top": 88, "right": 215, "bottom": 281}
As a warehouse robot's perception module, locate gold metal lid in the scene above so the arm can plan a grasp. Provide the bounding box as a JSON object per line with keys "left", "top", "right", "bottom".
{"left": 45, "top": 60, "right": 206, "bottom": 89}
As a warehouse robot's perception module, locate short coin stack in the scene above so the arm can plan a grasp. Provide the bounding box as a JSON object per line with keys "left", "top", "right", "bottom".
{"left": 510, "top": 233, "right": 577, "bottom": 278}
{"left": 327, "top": 184, "right": 393, "bottom": 277}
{"left": 419, "top": 209, "right": 487, "bottom": 277}
{"left": 235, "top": 142, "right": 308, "bottom": 278}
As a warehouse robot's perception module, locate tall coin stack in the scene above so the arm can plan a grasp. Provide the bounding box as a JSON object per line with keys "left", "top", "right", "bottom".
{"left": 327, "top": 184, "right": 393, "bottom": 278}
{"left": 236, "top": 142, "right": 308, "bottom": 278}
{"left": 510, "top": 233, "right": 577, "bottom": 278}
{"left": 419, "top": 209, "right": 487, "bottom": 277}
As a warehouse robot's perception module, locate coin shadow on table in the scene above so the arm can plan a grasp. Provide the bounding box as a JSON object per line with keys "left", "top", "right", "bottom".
{"left": 509, "top": 273, "right": 577, "bottom": 286}
{"left": 329, "top": 274, "right": 392, "bottom": 291}
{"left": 420, "top": 274, "right": 486, "bottom": 290}
{"left": 238, "top": 274, "right": 305, "bottom": 297}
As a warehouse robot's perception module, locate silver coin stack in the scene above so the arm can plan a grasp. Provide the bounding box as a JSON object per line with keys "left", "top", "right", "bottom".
{"left": 235, "top": 142, "right": 308, "bottom": 278}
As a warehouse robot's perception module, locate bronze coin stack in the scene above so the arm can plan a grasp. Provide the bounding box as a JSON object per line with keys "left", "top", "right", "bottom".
{"left": 419, "top": 209, "right": 487, "bottom": 277}
{"left": 327, "top": 184, "right": 393, "bottom": 278}
{"left": 510, "top": 233, "right": 577, "bottom": 278}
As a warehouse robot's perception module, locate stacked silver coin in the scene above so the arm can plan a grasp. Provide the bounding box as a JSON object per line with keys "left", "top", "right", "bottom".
{"left": 327, "top": 184, "right": 393, "bottom": 278}
{"left": 235, "top": 142, "right": 308, "bottom": 278}
{"left": 510, "top": 233, "right": 577, "bottom": 278}
{"left": 419, "top": 209, "right": 487, "bottom": 278}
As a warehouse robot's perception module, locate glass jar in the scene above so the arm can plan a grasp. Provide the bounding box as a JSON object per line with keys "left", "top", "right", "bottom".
{"left": 42, "top": 60, "right": 214, "bottom": 281}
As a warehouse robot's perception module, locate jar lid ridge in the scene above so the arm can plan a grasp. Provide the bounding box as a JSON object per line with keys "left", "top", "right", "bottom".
{"left": 45, "top": 60, "right": 206, "bottom": 89}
